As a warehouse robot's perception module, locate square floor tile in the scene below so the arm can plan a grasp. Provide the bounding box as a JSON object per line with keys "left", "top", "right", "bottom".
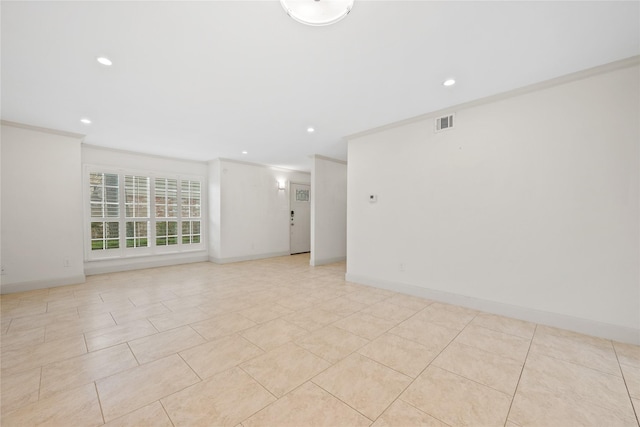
{"left": 313, "top": 353, "right": 412, "bottom": 420}
{"left": 455, "top": 324, "right": 531, "bottom": 363}
{"left": 412, "top": 303, "right": 477, "bottom": 331}
{"left": 614, "top": 341, "right": 640, "bottom": 369}
{"left": 359, "top": 333, "right": 436, "bottom": 378}
{"left": 333, "top": 312, "right": 397, "bottom": 340}
{"left": 360, "top": 300, "right": 418, "bottom": 323}
{"left": 401, "top": 366, "right": 511, "bottom": 427}
{"left": 295, "top": 324, "right": 369, "bottom": 364}
{"left": 241, "top": 342, "right": 330, "bottom": 397}
{"left": 509, "top": 385, "right": 638, "bottom": 427}
{"left": 384, "top": 294, "right": 432, "bottom": 311}
{"left": 161, "top": 367, "right": 276, "bottom": 426}
{"left": 519, "top": 353, "right": 635, "bottom": 416}
{"left": 621, "top": 363, "right": 640, "bottom": 399}
{"left": 243, "top": 381, "right": 371, "bottom": 427}
{"left": 316, "top": 297, "right": 369, "bottom": 317}
{"left": 529, "top": 329, "right": 619, "bottom": 375}
{"left": 470, "top": 312, "right": 536, "bottom": 339}
{"left": 372, "top": 399, "right": 448, "bottom": 427}
{"left": 389, "top": 317, "right": 459, "bottom": 352}
{"left": 432, "top": 341, "right": 523, "bottom": 395}
{"left": 283, "top": 308, "right": 344, "bottom": 332}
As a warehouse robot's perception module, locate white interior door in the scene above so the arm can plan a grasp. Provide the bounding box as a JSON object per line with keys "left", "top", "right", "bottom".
{"left": 290, "top": 183, "right": 311, "bottom": 254}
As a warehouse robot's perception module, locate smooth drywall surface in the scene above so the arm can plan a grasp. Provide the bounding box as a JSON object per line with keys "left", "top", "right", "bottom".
{"left": 347, "top": 63, "right": 639, "bottom": 343}
{"left": 311, "top": 156, "right": 347, "bottom": 266}
{"left": 209, "top": 159, "right": 222, "bottom": 261}
{"left": 212, "top": 159, "right": 310, "bottom": 263}
{"left": 1, "top": 124, "right": 85, "bottom": 292}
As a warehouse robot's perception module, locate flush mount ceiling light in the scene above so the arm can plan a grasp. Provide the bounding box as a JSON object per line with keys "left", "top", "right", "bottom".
{"left": 280, "top": 0, "right": 354, "bottom": 26}
{"left": 80, "top": 118, "right": 92, "bottom": 125}
{"left": 443, "top": 78, "right": 456, "bottom": 87}
{"left": 307, "top": 127, "right": 315, "bottom": 133}
{"left": 96, "top": 56, "right": 112, "bottom": 66}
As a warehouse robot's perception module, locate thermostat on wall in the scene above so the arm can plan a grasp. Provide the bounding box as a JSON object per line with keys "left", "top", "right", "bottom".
{"left": 369, "top": 194, "right": 377, "bottom": 203}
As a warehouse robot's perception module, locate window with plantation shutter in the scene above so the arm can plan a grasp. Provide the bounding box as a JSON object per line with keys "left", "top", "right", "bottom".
{"left": 125, "top": 175, "right": 150, "bottom": 248}
{"left": 85, "top": 168, "right": 204, "bottom": 260}
{"left": 90, "top": 172, "right": 120, "bottom": 251}
{"left": 155, "top": 178, "right": 179, "bottom": 246}
{"left": 181, "top": 180, "right": 201, "bottom": 244}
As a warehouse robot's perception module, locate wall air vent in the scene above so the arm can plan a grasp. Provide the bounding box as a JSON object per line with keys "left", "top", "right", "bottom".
{"left": 435, "top": 114, "right": 455, "bottom": 133}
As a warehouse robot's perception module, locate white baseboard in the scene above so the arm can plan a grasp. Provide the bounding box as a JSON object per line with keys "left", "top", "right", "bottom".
{"left": 311, "top": 256, "right": 346, "bottom": 266}
{"left": 85, "top": 253, "right": 209, "bottom": 275}
{"left": 1, "top": 274, "right": 86, "bottom": 294}
{"left": 210, "top": 251, "right": 291, "bottom": 264}
{"left": 345, "top": 273, "right": 640, "bottom": 345}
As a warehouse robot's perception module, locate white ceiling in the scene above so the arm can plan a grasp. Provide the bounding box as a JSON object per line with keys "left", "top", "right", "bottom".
{"left": 2, "top": 1, "right": 639, "bottom": 171}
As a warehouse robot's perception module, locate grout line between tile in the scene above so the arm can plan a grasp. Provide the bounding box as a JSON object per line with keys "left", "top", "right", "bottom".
{"left": 159, "top": 399, "right": 177, "bottom": 427}
{"left": 94, "top": 381, "right": 106, "bottom": 425}
{"left": 396, "top": 398, "right": 454, "bottom": 427}
{"left": 176, "top": 351, "right": 204, "bottom": 382}
{"left": 612, "top": 343, "right": 640, "bottom": 426}
{"left": 237, "top": 365, "right": 279, "bottom": 401}
{"left": 504, "top": 323, "right": 537, "bottom": 426}
{"left": 308, "top": 379, "right": 374, "bottom": 423}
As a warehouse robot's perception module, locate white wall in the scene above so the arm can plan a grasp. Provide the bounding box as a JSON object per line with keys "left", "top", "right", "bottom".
{"left": 82, "top": 145, "right": 209, "bottom": 274}
{"left": 209, "top": 159, "right": 222, "bottom": 261}
{"left": 346, "top": 61, "right": 639, "bottom": 344}
{"left": 311, "top": 155, "right": 347, "bottom": 266}
{"left": 210, "top": 159, "right": 310, "bottom": 263}
{"left": 1, "top": 124, "right": 85, "bottom": 293}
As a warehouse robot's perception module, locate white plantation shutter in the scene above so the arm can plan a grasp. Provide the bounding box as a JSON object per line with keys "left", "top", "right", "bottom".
{"left": 86, "top": 169, "right": 203, "bottom": 259}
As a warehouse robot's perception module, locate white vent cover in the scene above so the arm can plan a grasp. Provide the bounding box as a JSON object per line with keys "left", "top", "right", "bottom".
{"left": 435, "top": 114, "right": 455, "bottom": 132}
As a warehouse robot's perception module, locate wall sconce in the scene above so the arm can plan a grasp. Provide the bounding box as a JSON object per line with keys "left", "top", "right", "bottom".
{"left": 277, "top": 180, "right": 286, "bottom": 190}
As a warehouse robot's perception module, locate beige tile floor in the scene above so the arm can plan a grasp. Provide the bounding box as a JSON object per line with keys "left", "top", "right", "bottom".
{"left": 1, "top": 254, "right": 639, "bottom": 426}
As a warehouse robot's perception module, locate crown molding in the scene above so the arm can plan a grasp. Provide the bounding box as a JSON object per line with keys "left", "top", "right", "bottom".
{"left": 1, "top": 120, "right": 85, "bottom": 139}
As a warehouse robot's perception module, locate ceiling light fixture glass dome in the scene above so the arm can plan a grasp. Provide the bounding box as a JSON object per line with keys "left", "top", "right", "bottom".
{"left": 280, "top": 0, "right": 354, "bottom": 26}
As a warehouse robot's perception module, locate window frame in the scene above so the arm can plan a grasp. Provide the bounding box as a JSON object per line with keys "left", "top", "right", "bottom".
{"left": 83, "top": 165, "right": 205, "bottom": 261}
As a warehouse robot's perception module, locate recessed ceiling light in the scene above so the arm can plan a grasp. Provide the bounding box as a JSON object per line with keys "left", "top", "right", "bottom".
{"left": 96, "top": 56, "right": 113, "bottom": 66}
{"left": 281, "top": 0, "right": 354, "bottom": 26}
{"left": 242, "top": 150, "right": 248, "bottom": 154}
{"left": 307, "top": 127, "right": 315, "bottom": 133}
{"left": 443, "top": 79, "right": 456, "bottom": 87}
{"left": 80, "top": 118, "right": 92, "bottom": 125}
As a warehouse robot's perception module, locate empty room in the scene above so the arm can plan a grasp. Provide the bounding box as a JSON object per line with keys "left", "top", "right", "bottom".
{"left": 1, "top": 1, "right": 639, "bottom": 426}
